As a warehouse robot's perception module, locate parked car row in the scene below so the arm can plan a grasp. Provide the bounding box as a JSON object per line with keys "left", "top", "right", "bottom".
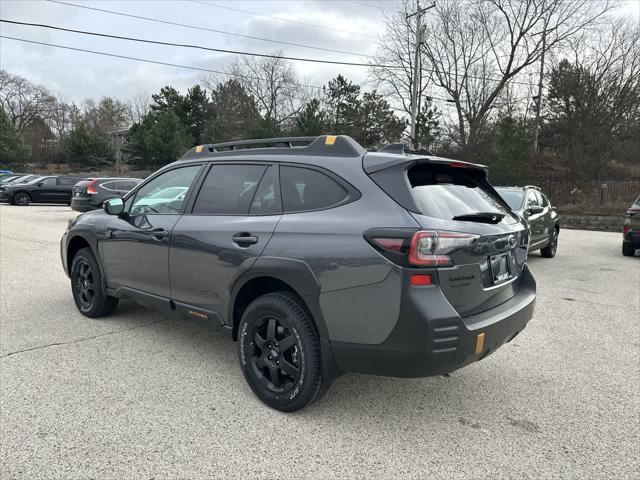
{"left": 0, "top": 173, "right": 142, "bottom": 209}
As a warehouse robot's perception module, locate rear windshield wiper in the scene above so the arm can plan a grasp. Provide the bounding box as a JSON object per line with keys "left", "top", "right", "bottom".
{"left": 452, "top": 212, "right": 505, "bottom": 224}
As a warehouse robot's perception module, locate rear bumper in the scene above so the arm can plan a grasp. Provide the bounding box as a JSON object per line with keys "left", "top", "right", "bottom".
{"left": 623, "top": 231, "right": 640, "bottom": 248}
{"left": 70, "top": 197, "right": 99, "bottom": 212}
{"left": 331, "top": 265, "right": 536, "bottom": 378}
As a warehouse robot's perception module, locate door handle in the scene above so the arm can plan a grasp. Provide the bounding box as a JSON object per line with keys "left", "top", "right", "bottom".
{"left": 232, "top": 233, "right": 258, "bottom": 246}
{"left": 150, "top": 228, "right": 169, "bottom": 240}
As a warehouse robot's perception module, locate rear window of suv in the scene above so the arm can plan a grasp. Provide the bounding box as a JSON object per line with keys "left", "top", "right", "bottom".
{"left": 407, "top": 164, "right": 513, "bottom": 221}
{"left": 280, "top": 166, "right": 348, "bottom": 212}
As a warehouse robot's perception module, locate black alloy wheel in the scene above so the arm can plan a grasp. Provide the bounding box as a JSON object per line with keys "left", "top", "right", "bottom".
{"left": 74, "top": 258, "right": 96, "bottom": 312}
{"left": 249, "top": 315, "right": 302, "bottom": 393}
{"left": 70, "top": 247, "right": 119, "bottom": 317}
{"left": 12, "top": 192, "right": 31, "bottom": 206}
{"left": 238, "top": 292, "right": 328, "bottom": 412}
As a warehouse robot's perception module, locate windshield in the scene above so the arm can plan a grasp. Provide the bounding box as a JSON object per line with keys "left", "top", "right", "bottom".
{"left": 14, "top": 176, "right": 43, "bottom": 185}
{"left": 408, "top": 165, "right": 514, "bottom": 222}
{"left": 496, "top": 189, "right": 525, "bottom": 210}
{"left": 7, "top": 176, "right": 31, "bottom": 183}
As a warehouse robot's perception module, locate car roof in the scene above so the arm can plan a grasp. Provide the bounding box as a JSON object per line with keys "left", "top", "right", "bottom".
{"left": 174, "top": 135, "right": 487, "bottom": 177}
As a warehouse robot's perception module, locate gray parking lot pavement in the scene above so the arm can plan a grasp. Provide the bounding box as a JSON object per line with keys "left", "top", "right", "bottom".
{"left": 1, "top": 204, "right": 638, "bottom": 479}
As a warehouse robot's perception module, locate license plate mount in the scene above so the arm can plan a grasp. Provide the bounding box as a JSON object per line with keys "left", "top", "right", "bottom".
{"left": 489, "top": 252, "right": 513, "bottom": 284}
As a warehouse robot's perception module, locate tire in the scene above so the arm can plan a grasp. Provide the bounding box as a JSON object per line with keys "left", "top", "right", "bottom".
{"left": 622, "top": 242, "right": 636, "bottom": 257}
{"left": 70, "top": 247, "right": 118, "bottom": 318}
{"left": 540, "top": 226, "right": 559, "bottom": 258}
{"left": 238, "top": 291, "right": 328, "bottom": 412}
{"left": 11, "top": 191, "right": 31, "bottom": 206}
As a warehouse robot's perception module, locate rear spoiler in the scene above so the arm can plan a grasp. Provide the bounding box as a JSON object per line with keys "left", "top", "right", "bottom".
{"left": 363, "top": 152, "right": 488, "bottom": 174}
{"left": 363, "top": 154, "right": 504, "bottom": 216}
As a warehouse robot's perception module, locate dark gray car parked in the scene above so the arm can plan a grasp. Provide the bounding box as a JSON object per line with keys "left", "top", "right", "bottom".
{"left": 6, "top": 175, "right": 86, "bottom": 206}
{"left": 61, "top": 135, "right": 536, "bottom": 411}
{"left": 71, "top": 178, "right": 143, "bottom": 212}
{"left": 496, "top": 186, "right": 560, "bottom": 258}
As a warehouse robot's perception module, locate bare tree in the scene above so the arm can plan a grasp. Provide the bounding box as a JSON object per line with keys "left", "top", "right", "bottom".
{"left": 127, "top": 93, "right": 151, "bottom": 124}
{"left": 48, "top": 97, "right": 74, "bottom": 139}
{"left": 420, "top": 0, "right": 617, "bottom": 159}
{"left": 369, "top": 1, "right": 431, "bottom": 119}
{"left": 228, "top": 52, "right": 305, "bottom": 127}
{"left": 0, "top": 70, "right": 56, "bottom": 132}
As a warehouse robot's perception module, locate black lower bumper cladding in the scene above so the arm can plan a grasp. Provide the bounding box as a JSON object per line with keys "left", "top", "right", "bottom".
{"left": 331, "top": 265, "right": 536, "bottom": 378}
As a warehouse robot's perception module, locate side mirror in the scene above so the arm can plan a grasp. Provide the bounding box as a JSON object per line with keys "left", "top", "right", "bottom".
{"left": 104, "top": 197, "right": 124, "bottom": 215}
{"left": 528, "top": 205, "right": 544, "bottom": 215}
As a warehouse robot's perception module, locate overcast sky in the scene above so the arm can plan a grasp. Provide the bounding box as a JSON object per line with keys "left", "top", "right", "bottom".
{"left": 0, "top": 0, "right": 638, "bottom": 104}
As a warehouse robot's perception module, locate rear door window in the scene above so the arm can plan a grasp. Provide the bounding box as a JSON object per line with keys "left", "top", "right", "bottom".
{"left": 407, "top": 164, "right": 512, "bottom": 220}
{"left": 40, "top": 177, "right": 56, "bottom": 187}
{"left": 192, "top": 164, "right": 267, "bottom": 215}
{"left": 249, "top": 167, "right": 280, "bottom": 215}
{"left": 57, "top": 177, "right": 78, "bottom": 186}
{"left": 280, "top": 166, "right": 348, "bottom": 212}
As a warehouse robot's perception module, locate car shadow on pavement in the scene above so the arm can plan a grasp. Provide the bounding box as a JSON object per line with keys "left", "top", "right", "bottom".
{"left": 105, "top": 301, "right": 530, "bottom": 422}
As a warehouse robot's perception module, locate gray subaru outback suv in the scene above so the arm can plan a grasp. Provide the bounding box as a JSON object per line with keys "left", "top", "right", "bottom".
{"left": 61, "top": 135, "right": 536, "bottom": 411}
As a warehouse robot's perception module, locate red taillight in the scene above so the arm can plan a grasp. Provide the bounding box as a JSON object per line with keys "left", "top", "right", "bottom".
{"left": 408, "top": 230, "right": 480, "bottom": 267}
{"left": 86, "top": 180, "right": 98, "bottom": 195}
{"left": 374, "top": 238, "right": 405, "bottom": 252}
{"left": 623, "top": 224, "right": 630, "bottom": 234}
{"left": 410, "top": 274, "right": 432, "bottom": 286}
{"left": 366, "top": 229, "right": 480, "bottom": 268}
{"left": 448, "top": 162, "right": 469, "bottom": 168}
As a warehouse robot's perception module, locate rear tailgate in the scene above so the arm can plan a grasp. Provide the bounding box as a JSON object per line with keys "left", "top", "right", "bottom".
{"left": 73, "top": 180, "right": 91, "bottom": 197}
{"left": 365, "top": 154, "right": 529, "bottom": 317}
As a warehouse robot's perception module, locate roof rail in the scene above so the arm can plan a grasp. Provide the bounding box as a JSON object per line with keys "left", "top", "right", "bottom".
{"left": 182, "top": 135, "right": 366, "bottom": 159}
{"left": 378, "top": 143, "right": 434, "bottom": 156}
{"left": 206, "top": 136, "right": 317, "bottom": 152}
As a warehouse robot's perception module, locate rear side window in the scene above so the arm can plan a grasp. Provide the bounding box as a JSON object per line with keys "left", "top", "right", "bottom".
{"left": 407, "top": 164, "right": 512, "bottom": 220}
{"left": 57, "top": 177, "right": 78, "bottom": 186}
{"left": 280, "top": 166, "right": 347, "bottom": 212}
{"left": 193, "top": 164, "right": 267, "bottom": 215}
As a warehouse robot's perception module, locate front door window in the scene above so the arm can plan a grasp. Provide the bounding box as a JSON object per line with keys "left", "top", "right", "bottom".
{"left": 128, "top": 166, "right": 201, "bottom": 215}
